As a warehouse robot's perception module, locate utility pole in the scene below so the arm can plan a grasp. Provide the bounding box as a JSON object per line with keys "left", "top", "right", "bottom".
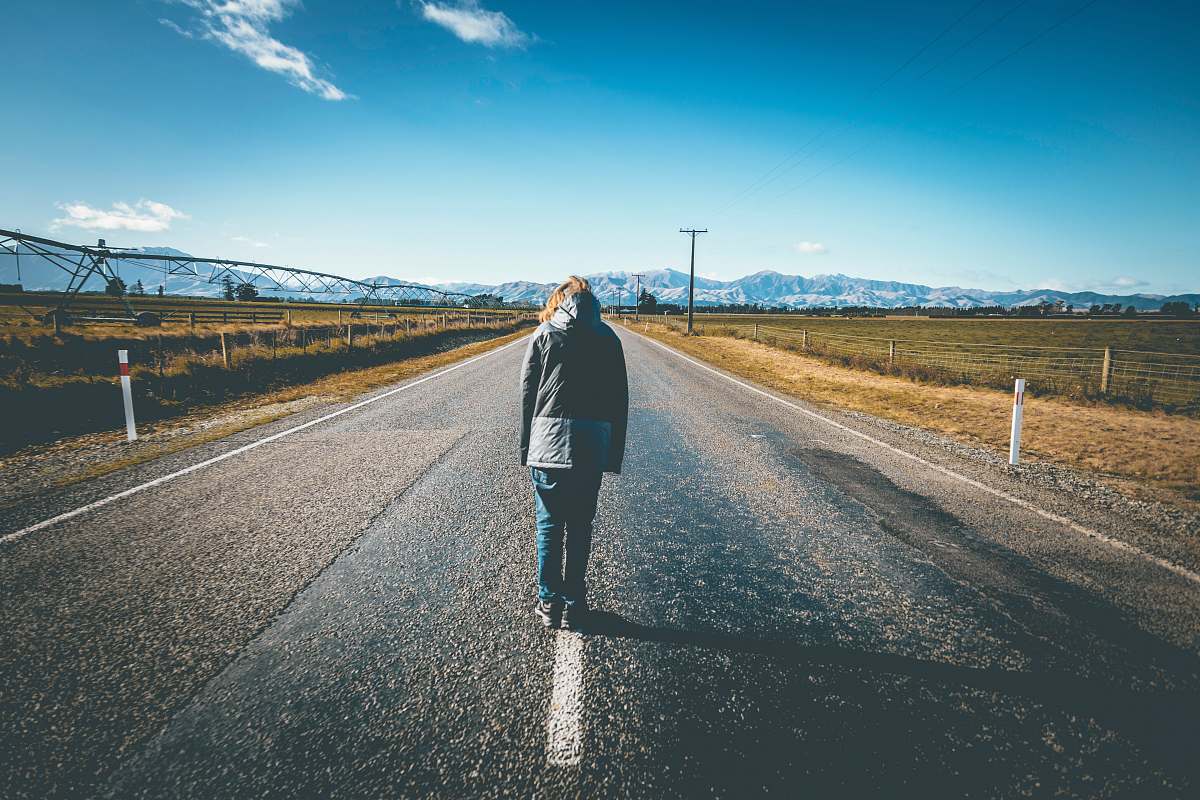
{"left": 679, "top": 228, "right": 707, "bottom": 334}
{"left": 631, "top": 273, "right": 644, "bottom": 321}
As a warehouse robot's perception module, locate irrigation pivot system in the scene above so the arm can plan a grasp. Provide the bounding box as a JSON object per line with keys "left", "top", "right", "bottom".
{"left": 0, "top": 228, "right": 478, "bottom": 321}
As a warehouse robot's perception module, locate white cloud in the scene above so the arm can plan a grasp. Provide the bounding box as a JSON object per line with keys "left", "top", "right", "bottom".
{"left": 1108, "top": 275, "right": 1149, "bottom": 289}
{"left": 158, "top": 17, "right": 195, "bottom": 38}
{"left": 164, "top": 1, "right": 349, "bottom": 100}
{"left": 417, "top": 1, "right": 531, "bottom": 48}
{"left": 232, "top": 235, "right": 269, "bottom": 248}
{"left": 794, "top": 241, "right": 828, "bottom": 255}
{"left": 52, "top": 200, "right": 189, "bottom": 232}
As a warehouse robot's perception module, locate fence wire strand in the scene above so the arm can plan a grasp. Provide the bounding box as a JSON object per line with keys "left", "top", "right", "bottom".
{"left": 659, "top": 320, "right": 1199, "bottom": 410}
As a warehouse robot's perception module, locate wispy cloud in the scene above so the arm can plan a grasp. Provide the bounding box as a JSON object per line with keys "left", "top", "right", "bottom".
{"left": 416, "top": 1, "right": 531, "bottom": 48}
{"left": 158, "top": 17, "right": 194, "bottom": 38}
{"left": 52, "top": 200, "right": 189, "bottom": 232}
{"left": 163, "top": 1, "right": 349, "bottom": 100}
{"left": 232, "top": 235, "right": 269, "bottom": 248}
{"left": 794, "top": 241, "right": 828, "bottom": 255}
{"left": 1106, "top": 275, "right": 1149, "bottom": 290}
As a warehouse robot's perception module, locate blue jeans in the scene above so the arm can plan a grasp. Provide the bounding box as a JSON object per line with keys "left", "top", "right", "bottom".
{"left": 531, "top": 466, "right": 603, "bottom": 606}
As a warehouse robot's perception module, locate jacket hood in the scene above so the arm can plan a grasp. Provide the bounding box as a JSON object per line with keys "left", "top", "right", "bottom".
{"left": 548, "top": 291, "right": 602, "bottom": 332}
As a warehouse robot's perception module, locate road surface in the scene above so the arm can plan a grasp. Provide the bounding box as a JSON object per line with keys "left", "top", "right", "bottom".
{"left": 2, "top": 326, "right": 1198, "bottom": 799}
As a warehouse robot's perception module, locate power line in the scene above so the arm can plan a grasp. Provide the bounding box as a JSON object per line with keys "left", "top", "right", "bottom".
{"left": 772, "top": 0, "right": 1102, "bottom": 201}
{"left": 952, "top": 0, "right": 1102, "bottom": 92}
{"left": 710, "top": 0, "right": 988, "bottom": 218}
{"left": 910, "top": 0, "right": 1031, "bottom": 83}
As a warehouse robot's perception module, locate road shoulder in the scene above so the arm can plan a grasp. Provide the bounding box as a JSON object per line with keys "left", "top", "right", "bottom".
{"left": 0, "top": 327, "right": 533, "bottom": 536}
{"left": 621, "top": 320, "right": 1200, "bottom": 575}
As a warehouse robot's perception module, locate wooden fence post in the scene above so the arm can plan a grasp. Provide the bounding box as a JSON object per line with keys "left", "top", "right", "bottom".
{"left": 889, "top": 339, "right": 897, "bottom": 365}
{"left": 801, "top": 329, "right": 809, "bottom": 350}
{"left": 189, "top": 312, "right": 196, "bottom": 329}
{"left": 220, "top": 332, "right": 230, "bottom": 368}
{"left": 271, "top": 331, "right": 277, "bottom": 360}
{"left": 1100, "top": 345, "right": 1112, "bottom": 394}
{"left": 346, "top": 324, "right": 353, "bottom": 349}
{"left": 405, "top": 318, "right": 411, "bottom": 336}
{"left": 286, "top": 308, "right": 292, "bottom": 326}
{"left": 753, "top": 323, "right": 758, "bottom": 341}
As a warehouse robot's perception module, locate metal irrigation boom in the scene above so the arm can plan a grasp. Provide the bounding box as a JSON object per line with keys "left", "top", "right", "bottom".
{"left": 0, "top": 228, "right": 476, "bottom": 318}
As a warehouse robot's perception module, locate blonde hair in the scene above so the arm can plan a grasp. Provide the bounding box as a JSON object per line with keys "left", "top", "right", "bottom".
{"left": 539, "top": 275, "right": 592, "bottom": 323}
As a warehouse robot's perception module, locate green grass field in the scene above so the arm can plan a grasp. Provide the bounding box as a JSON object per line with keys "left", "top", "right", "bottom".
{"left": 645, "top": 314, "right": 1200, "bottom": 411}
{"left": 670, "top": 313, "right": 1200, "bottom": 354}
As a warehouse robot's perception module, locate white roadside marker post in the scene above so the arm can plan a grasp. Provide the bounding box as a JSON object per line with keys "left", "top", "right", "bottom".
{"left": 118, "top": 349, "right": 137, "bottom": 442}
{"left": 1008, "top": 377, "right": 1025, "bottom": 466}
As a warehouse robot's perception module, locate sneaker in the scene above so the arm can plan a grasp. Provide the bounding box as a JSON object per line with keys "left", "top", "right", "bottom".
{"left": 535, "top": 599, "right": 562, "bottom": 629}
{"left": 561, "top": 601, "right": 589, "bottom": 631}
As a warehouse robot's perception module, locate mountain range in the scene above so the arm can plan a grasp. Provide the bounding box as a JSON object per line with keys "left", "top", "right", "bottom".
{"left": 2, "top": 246, "right": 1194, "bottom": 311}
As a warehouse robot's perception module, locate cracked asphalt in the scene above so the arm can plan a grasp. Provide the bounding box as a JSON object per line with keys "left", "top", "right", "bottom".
{"left": 2, "top": 328, "right": 1198, "bottom": 799}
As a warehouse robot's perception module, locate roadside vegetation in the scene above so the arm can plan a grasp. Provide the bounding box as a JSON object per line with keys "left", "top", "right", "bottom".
{"left": 660, "top": 314, "right": 1200, "bottom": 353}
{"left": 0, "top": 315, "right": 535, "bottom": 452}
{"left": 0, "top": 291, "right": 524, "bottom": 332}
{"left": 630, "top": 319, "right": 1200, "bottom": 508}
{"left": 659, "top": 314, "right": 1200, "bottom": 412}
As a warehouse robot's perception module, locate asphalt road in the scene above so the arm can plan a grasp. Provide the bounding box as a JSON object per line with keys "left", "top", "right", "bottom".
{"left": 2, "top": 326, "right": 1199, "bottom": 799}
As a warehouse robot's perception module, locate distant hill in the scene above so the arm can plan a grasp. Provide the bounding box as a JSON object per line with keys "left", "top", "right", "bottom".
{"left": 2, "top": 246, "right": 1193, "bottom": 310}
{"left": 432, "top": 269, "right": 1198, "bottom": 311}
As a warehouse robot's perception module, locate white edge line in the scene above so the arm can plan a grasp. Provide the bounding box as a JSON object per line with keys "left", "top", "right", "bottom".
{"left": 626, "top": 327, "right": 1200, "bottom": 588}
{"left": 2, "top": 335, "right": 531, "bottom": 546}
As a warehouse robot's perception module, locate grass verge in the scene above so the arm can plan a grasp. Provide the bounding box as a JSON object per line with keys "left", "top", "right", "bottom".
{"left": 632, "top": 322, "right": 1200, "bottom": 508}
{"left": 1, "top": 319, "right": 532, "bottom": 451}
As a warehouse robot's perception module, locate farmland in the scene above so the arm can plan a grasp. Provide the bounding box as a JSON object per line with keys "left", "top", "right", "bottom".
{"left": 0, "top": 291, "right": 526, "bottom": 334}
{"left": 653, "top": 314, "right": 1200, "bottom": 410}
{"left": 671, "top": 313, "right": 1200, "bottom": 353}
{"left": 0, "top": 302, "right": 536, "bottom": 452}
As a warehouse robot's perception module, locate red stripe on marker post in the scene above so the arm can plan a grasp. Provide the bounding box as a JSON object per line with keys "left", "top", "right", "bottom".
{"left": 118, "top": 349, "right": 137, "bottom": 441}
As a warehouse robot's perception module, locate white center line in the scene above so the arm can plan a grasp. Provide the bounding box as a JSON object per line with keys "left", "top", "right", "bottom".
{"left": 2, "top": 335, "right": 531, "bottom": 547}
{"left": 546, "top": 631, "right": 585, "bottom": 767}
{"left": 627, "top": 328, "right": 1200, "bottom": 588}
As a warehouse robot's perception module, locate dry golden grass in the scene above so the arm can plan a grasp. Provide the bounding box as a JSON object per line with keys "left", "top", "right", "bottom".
{"left": 257, "top": 327, "right": 530, "bottom": 404}
{"left": 0, "top": 292, "right": 525, "bottom": 331}
{"left": 679, "top": 313, "right": 1200, "bottom": 354}
{"left": 0, "top": 327, "right": 532, "bottom": 506}
{"left": 637, "top": 323, "right": 1200, "bottom": 504}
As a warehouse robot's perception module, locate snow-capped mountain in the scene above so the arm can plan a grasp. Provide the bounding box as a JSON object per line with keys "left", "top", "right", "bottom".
{"left": 441, "top": 269, "right": 1197, "bottom": 311}
{"left": 2, "top": 245, "right": 1194, "bottom": 310}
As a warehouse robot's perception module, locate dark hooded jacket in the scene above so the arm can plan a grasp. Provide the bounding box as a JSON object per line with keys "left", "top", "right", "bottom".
{"left": 520, "top": 291, "right": 628, "bottom": 473}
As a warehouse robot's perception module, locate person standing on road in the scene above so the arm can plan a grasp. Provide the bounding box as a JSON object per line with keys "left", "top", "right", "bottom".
{"left": 520, "top": 276, "right": 628, "bottom": 630}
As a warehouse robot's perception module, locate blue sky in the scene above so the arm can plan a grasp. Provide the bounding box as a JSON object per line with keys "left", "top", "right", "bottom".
{"left": 2, "top": 1, "right": 1197, "bottom": 294}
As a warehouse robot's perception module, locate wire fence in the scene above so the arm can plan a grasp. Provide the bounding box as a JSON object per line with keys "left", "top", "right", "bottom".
{"left": 655, "top": 319, "right": 1200, "bottom": 411}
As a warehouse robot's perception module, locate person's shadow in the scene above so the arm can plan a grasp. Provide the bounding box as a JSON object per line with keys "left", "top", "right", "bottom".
{"left": 576, "top": 609, "right": 1200, "bottom": 781}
